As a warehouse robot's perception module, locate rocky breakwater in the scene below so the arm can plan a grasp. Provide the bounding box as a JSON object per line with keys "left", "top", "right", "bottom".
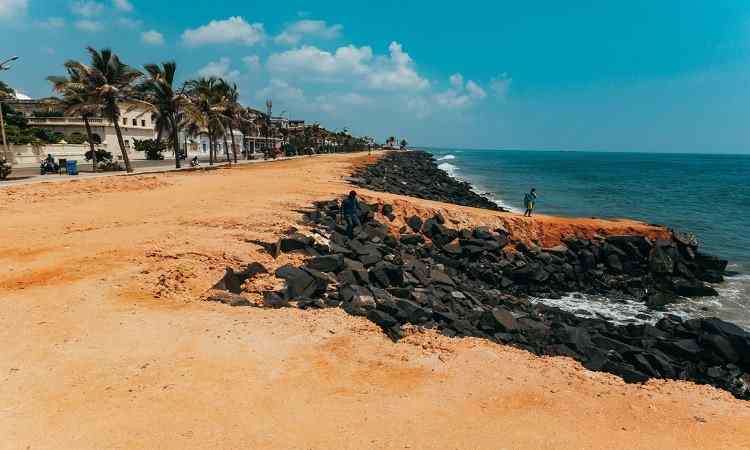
{"left": 211, "top": 197, "right": 750, "bottom": 399}
{"left": 350, "top": 151, "right": 506, "bottom": 211}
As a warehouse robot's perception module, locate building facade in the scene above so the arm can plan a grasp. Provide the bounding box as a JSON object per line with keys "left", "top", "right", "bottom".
{"left": 5, "top": 98, "right": 157, "bottom": 165}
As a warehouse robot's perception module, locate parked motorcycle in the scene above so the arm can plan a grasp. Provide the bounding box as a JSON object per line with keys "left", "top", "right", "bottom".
{"left": 40, "top": 159, "right": 58, "bottom": 175}
{"left": 0, "top": 159, "right": 11, "bottom": 180}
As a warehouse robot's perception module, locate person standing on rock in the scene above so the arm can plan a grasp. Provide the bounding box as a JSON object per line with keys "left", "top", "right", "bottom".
{"left": 342, "top": 190, "right": 361, "bottom": 239}
{"left": 523, "top": 188, "right": 538, "bottom": 217}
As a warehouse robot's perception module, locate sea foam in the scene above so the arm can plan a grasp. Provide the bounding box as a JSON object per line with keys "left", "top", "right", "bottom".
{"left": 437, "top": 154, "right": 456, "bottom": 161}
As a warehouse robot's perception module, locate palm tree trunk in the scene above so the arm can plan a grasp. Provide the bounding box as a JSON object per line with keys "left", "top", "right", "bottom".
{"left": 155, "top": 126, "right": 163, "bottom": 146}
{"left": 113, "top": 120, "right": 133, "bottom": 173}
{"left": 172, "top": 120, "right": 181, "bottom": 169}
{"left": 222, "top": 135, "right": 230, "bottom": 163}
{"left": 208, "top": 127, "right": 214, "bottom": 166}
{"left": 228, "top": 123, "right": 238, "bottom": 164}
{"left": 82, "top": 115, "right": 97, "bottom": 173}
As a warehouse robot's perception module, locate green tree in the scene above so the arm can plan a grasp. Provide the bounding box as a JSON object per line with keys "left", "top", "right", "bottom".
{"left": 64, "top": 47, "right": 142, "bottom": 173}
{"left": 133, "top": 138, "right": 165, "bottom": 160}
{"left": 217, "top": 80, "right": 244, "bottom": 164}
{"left": 183, "top": 77, "right": 225, "bottom": 166}
{"left": 48, "top": 64, "right": 104, "bottom": 171}
{"left": 140, "top": 61, "right": 187, "bottom": 168}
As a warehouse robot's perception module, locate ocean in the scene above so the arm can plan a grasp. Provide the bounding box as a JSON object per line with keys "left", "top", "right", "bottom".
{"left": 424, "top": 148, "right": 750, "bottom": 329}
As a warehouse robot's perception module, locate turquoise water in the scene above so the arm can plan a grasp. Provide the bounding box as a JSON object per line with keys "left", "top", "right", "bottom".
{"left": 425, "top": 148, "right": 750, "bottom": 327}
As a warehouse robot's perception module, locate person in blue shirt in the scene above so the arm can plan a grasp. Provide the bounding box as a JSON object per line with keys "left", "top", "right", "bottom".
{"left": 341, "top": 190, "right": 361, "bottom": 239}
{"left": 523, "top": 188, "right": 537, "bottom": 217}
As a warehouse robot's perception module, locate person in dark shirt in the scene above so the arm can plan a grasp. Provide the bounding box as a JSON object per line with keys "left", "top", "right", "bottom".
{"left": 341, "top": 190, "right": 361, "bottom": 239}
{"left": 523, "top": 188, "right": 538, "bottom": 217}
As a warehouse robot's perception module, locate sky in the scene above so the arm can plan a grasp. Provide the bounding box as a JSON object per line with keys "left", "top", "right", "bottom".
{"left": 1, "top": 0, "right": 750, "bottom": 152}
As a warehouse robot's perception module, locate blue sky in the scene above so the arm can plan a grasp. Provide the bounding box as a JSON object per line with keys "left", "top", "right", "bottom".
{"left": 2, "top": 0, "right": 750, "bottom": 152}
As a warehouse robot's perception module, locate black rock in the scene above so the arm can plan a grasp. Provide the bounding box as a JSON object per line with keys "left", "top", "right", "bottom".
{"left": 263, "top": 291, "right": 289, "bottom": 308}
{"left": 407, "top": 215, "right": 424, "bottom": 232}
{"left": 275, "top": 264, "right": 317, "bottom": 299}
{"left": 695, "top": 252, "right": 729, "bottom": 272}
{"left": 400, "top": 234, "right": 425, "bottom": 245}
{"left": 206, "top": 291, "right": 250, "bottom": 307}
{"left": 478, "top": 308, "right": 518, "bottom": 332}
{"left": 430, "top": 268, "right": 456, "bottom": 286}
{"left": 280, "top": 233, "right": 314, "bottom": 252}
{"left": 212, "top": 262, "right": 268, "bottom": 294}
{"left": 645, "top": 291, "right": 677, "bottom": 309}
{"left": 649, "top": 246, "right": 675, "bottom": 274}
{"left": 367, "top": 309, "right": 399, "bottom": 328}
{"left": 671, "top": 278, "right": 719, "bottom": 297}
{"left": 307, "top": 254, "right": 345, "bottom": 273}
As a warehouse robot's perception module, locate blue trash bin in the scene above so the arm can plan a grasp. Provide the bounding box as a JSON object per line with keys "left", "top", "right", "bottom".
{"left": 66, "top": 160, "right": 78, "bottom": 176}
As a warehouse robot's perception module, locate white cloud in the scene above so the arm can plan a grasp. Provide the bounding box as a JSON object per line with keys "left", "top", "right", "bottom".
{"left": 267, "top": 45, "right": 372, "bottom": 77}
{"left": 274, "top": 19, "right": 342, "bottom": 45}
{"left": 0, "top": 0, "right": 28, "bottom": 20}
{"left": 449, "top": 73, "right": 464, "bottom": 89}
{"left": 39, "top": 17, "right": 65, "bottom": 28}
{"left": 433, "top": 74, "right": 487, "bottom": 107}
{"left": 197, "top": 57, "right": 240, "bottom": 81}
{"left": 242, "top": 55, "right": 260, "bottom": 69}
{"left": 366, "top": 42, "right": 430, "bottom": 90}
{"left": 490, "top": 73, "right": 512, "bottom": 99}
{"left": 315, "top": 92, "right": 372, "bottom": 112}
{"left": 71, "top": 1, "right": 104, "bottom": 17}
{"left": 267, "top": 41, "right": 428, "bottom": 91}
{"left": 181, "top": 17, "right": 266, "bottom": 47}
{"left": 258, "top": 79, "right": 305, "bottom": 103}
{"left": 75, "top": 19, "right": 103, "bottom": 32}
{"left": 466, "top": 80, "right": 487, "bottom": 99}
{"left": 113, "top": 0, "right": 133, "bottom": 12}
{"left": 434, "top": 90, "right": 472, "bottom": 107}
{"left": 118, "top": 17, "right": 142, "bottom": 28}
{"left": 142, "top": 30, "right": 164, "bottom": 45}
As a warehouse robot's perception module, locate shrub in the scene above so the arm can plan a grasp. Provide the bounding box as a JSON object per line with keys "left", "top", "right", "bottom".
{"left": 85, "top": 148, "right": 113, "bottom": 162}
{"left": 97, "top": 160, "right": 124, "bottom": 172}
{"left": 133, "top": 139, "right": 165, "bottom": 160}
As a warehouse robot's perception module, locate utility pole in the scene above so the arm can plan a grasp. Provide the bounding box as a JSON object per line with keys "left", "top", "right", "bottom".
{"left": 0, "top": 56, "right": 19, "bottom": 161}
{"left": 0, "top": 102, "right": 7, "bottom": 162}
{"left": 265, "top": 98, "right": 272, "bottom": 159}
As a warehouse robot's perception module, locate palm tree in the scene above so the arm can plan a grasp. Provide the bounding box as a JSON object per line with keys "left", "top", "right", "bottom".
{"left": 183, "top": 77, "right": 224, "bottom": 166}
{"left": 140, "top": 61, "right": 186, "bottom": 169}
{"left": 47, "top": 65, "right": 102, "bottom": 172}
{"left": 218, "top": 80, "right": 243, "bottom": 164}
{"left": 65, "top": 47, "right": 142, "bottom": 173}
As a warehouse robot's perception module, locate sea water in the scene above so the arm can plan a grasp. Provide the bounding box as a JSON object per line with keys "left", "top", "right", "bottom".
{"left": 425, "top": 148, "right": 750, "bottom": 329}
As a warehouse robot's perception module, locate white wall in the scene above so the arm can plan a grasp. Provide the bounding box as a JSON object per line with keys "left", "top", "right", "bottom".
{"left": 5, "top": 143, "right": 95, "bottom": 167}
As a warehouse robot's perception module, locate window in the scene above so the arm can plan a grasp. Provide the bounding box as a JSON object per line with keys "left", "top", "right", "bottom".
{"left": 202, "top": 143, "right": 207, "bottom": 153}
{"left": 141, "top": 120, "right": 146, "bottom": 127}
{"left": 132, "top": 119, "right": 137, "bottom": 126}
{"left": 124, "top": 139, "right": 130, "bottom": 148}
{"left": 122, "top": 118, "right": 127, "bottom": 125}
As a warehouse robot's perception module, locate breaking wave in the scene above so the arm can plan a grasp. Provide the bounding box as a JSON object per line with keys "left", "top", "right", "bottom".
{"left": 437, "top": 162, "right": 458, "bottom": 175}
{"left": 437, "top": 154, "right": 456, "bottom": 161}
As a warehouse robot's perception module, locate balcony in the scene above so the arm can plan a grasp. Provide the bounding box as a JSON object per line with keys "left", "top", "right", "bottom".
{"left": 27, "top": 116, "right": 109, "bottom": 126}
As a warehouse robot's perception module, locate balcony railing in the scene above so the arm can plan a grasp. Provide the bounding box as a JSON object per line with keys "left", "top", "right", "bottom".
{"left": 27, "top": 117, "right": 108, "bottom": 126}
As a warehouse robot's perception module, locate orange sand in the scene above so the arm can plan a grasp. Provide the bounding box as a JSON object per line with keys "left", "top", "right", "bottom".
{"left": 0, "top": 152, "right": 748, "bottom": 449}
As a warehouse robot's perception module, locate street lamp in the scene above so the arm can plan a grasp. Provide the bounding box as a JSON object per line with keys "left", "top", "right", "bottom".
{"left": 0, "top": 56, "right": 19, "bottom": 162}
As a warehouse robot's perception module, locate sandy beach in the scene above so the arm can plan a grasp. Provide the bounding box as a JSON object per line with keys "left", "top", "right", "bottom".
{"left": 1, "top": 151, "right": 749, "bottom": 449}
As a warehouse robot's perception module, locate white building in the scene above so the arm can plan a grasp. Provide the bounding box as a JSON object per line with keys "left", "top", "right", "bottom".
{"left": 5, "top": 98, "right": 156, "bottom": 165}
